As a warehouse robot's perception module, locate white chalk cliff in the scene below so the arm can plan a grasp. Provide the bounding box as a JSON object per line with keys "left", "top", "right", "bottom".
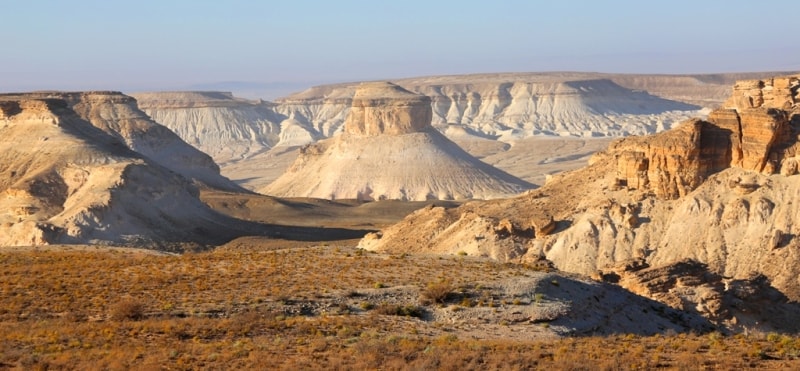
{"left": 260, "top": 82, "right": 533, "bottom": 201}
{"left": 136, "top": 72, "right": 795, "bottom": 189}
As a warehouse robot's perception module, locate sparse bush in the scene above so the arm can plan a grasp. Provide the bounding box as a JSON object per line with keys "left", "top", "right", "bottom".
{"left": 111, "top": 299, "right": 145, "bottom": 321}
{"left": 421, "top": 281, "right": 454, "bottom": 304}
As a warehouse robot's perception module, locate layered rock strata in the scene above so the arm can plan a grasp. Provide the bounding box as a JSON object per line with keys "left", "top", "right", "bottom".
{"left": 3, "top": 91, "right": 242, "bottom": 191}
{"left": 0, "top": 94, "right": 251, "bottom": 247}
{"left": 261, "top": 82, "right": 532, "bottom": 201}
{"left": 359, "top": 76, "right": 800, "bottom": 328}
{"left": 607, "top": 75, "right": 800, "bottom": 198}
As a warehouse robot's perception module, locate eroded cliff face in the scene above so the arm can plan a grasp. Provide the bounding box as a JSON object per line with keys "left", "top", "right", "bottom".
{"left": 0, "top": 94, "right": 252, "bottom": 248}
{"left": 4, "top": 91, "right": 241, "bottom": 191}
{"left": 276, "top": 77, "right": 706, "bottom": 141}
{"left": 360, "top": 76, "right": 800, "bottom": 322}
{"left": 344, "top": 82, "right": 432, "bottom": 136}
{"left": 133, "top": 92, "right": 316, "bottom": 166}
{"left": 261, "top": 82, "right": 532, "bottom": 201}
{"left": 605, "top": 76, "right": 800, "bottom": 199}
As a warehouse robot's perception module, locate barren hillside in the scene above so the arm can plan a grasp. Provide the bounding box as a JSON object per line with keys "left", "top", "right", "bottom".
{"left": 360, "top": 75, "right": 800, "bottom": 331}
{"left": 0, "top": 93, "right": 359, "bottom": 248}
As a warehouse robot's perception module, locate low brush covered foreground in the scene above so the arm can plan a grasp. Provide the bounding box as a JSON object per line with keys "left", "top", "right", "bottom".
{"left": 2, "top": 242, "right": 800, "bottom": 369}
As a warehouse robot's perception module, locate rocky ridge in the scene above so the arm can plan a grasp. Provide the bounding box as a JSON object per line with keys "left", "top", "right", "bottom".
{"left": 0, "top": 93, "right": 255, "bottom": 247}
{"left": 261, "top": 82, "right": 532, "bottom": 201}
{"left": 358, "top": 75, "right": 800, "bottom": 330}
{"left": 609, "top": 76, "right": 800, "bottom": 199}
{"left": 3, "top": 91, "right": 242, "bottom": 191}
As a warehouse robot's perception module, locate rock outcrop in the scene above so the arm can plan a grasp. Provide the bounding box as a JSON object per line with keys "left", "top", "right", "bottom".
{"left": 261, "top": 82, "right": 532, "bottom": 201}
{"left": 359, "top": 76, "right": 800, "bottom": 330}
{"left": 4, "top": 91, "right": 242, "bottom": 191}
{"left": 0, "top": 94, "right": 257, "bottom": 248}
{"left": 600, "top": 259, "right": 800, "bottom": 333}
{"left": 344, "top": 82, "right": 432, "bottom": 136}
{"left": 605, "top": 75, "right": 800, "bottom": 199}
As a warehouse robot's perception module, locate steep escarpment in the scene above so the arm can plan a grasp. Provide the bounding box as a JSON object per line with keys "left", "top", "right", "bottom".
{"left": 608, "top": 76, "right": 800, "bottom": 198}
{"left": 261, "top": 82, "right": 532, "bottom": 201}
{"left": 360, "top": 75, "right": 800, "bottom": 326}
{"left": 3, "top": 91, "right": 241, "bottom": 191}
{"left": 136, "top": 72, "right": 794, "bottom": 189}
{"left": 0, "top": 95, "right": 258, "bottom": 248}
{"left": 134, "top": 92, "right": 318, "bottom": 166}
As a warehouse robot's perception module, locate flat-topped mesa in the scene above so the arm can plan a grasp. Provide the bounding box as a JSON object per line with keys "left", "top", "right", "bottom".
{"left": 262, "top": 82, "right": 532, "bottom": 201}
{"left": 344, "top": 82, "right": 432, "bottom": 136}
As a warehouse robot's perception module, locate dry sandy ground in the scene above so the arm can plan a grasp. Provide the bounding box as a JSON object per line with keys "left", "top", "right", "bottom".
{"left": 201, "top": 191, "right": 460, "bottom": 231}
{"left": 454, "top": 136, "right": 614, "bottom": 187}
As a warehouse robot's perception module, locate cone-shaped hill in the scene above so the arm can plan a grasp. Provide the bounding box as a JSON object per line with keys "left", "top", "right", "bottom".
{"left": 260, "top": 82, "right": 533, "bottom": 201}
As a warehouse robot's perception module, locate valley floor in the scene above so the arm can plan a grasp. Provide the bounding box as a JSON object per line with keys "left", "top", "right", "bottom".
{"left": 2, "top": 241, "right": 799, "bottom": 369}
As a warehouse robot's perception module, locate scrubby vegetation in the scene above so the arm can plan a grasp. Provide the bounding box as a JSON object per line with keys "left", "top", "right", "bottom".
{"left": 1, "top": 242, "right": 799, "bottom": 369}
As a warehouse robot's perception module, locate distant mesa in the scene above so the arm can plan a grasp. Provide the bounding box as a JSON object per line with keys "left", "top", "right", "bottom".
{"left": 134, "top": 72, "right": 794, "bottom": 191}
{"left": 132, "top": 91, "right": 306, "bottom": 169}
{"left": 261, "top": 82, "right": 533, "bottom": 201}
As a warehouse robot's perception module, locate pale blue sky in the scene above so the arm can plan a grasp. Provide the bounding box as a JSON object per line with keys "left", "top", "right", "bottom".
{"left": 3, "top": 0, "right": 799, "bottom": 97}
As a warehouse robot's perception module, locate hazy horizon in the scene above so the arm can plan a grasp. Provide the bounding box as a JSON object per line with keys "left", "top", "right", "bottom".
{"left": 3, "top": 0, "right": 799, "bottom": 99}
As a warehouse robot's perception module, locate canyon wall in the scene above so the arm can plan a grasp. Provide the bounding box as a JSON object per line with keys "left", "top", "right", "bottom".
{"left": 359, "top": 75, "right": 800, "bottom": 310}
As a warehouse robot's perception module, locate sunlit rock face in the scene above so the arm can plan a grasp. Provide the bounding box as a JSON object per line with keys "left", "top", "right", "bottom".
{"left": 261, "top": 82, "right": 532, "bottom": 201}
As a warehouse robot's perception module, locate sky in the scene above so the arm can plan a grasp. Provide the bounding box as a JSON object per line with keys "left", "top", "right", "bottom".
{"left": 2, "top": 0, "right": 799, "bottom": 98}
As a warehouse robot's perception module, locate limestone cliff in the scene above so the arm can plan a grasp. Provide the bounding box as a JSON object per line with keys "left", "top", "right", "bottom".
{"left": 0, "top": 95, "right": 256, "bottom": 248}
{"left": 4, "top": 91, "right": 242, "bottom": 191}
{"left": 136, "top": 72, "right": 794, "bottom": 190}
{"left": 261, "top": 82, "right": 532, "bottom": 201}
{"left": 133, "top": 92, "right": 318, "bottom": 166}
{"left": 277, "top": 75, "right": 707, "bottom": 141}
{"left": 359, "top": 76, "right": 800, "bottom": 326}
{"left": 603, "top": 76, "right": 800, "bottom": 199}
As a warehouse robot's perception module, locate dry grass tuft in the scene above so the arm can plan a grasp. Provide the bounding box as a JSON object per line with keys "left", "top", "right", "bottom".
{"left": 421, "top": 281, "right": 454, "bottom": 304}
{"left": 110, "top": 299, "right": 145, "bottom": 321}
